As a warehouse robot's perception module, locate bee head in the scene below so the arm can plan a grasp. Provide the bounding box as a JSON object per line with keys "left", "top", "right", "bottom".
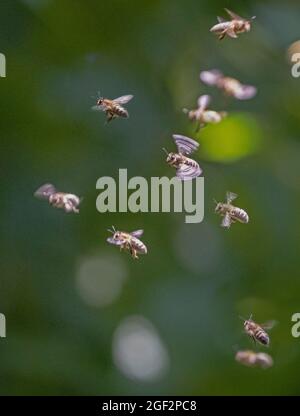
{"left": 107, "top": 225, "right": 120, "bottom": 240}
{"left": 166, "top": 152, "right": 177, "bottom": 164}
{"left": 96, "top": 97, "right": 104, "bottom": 106}
{"left": 244, "top": 21, "right": 251, "bottom": 32}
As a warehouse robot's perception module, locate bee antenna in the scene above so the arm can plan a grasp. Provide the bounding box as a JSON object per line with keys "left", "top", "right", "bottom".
{"left": 162, "top": 148, "right": 169, "bottom": 156}
{"left": 213, "top": 198, "right": 218, "bottom": 205}
{"left": 182, "top": 108, "right": 189, "bottom": 114}
{"left": 239, "top": 315, "right": 246, "bottom": 321}
{"left": 107, "top": 228, "right": 114, "bottom": 234}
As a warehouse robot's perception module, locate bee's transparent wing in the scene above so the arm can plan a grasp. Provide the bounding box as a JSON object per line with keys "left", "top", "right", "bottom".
{"left": 130, "top": 230, "right": 144, "bottom": 238}
{"left": 113, "top": 95, "right": 134, "bottom": 105}
{"left": 176, "top": 161, "right": 202, "bottom": 181}
{"left": 234, "top": 85, "right": 257, "bottom": 100}
{"left": 200, "top": 69, "right": 223, "bottom": 86}
{"left": 224, "top": 8, "right": 244, "bottom": 21}
{"left": 91, "top": 105, "right": 105, "bottom": 112}
{"left": 261, "top": 320, "right": 277, "bottom": 330}
{"left": 217, "top": 16, "right": 226, "bottom": 23}
{"left": 197, "top": 94, "right": 210, "bottom": 112}
{"left": 107, "top": 237, "right": 123, "bottom": 246}
{"left": 34, "top": 183, "right": 57, "bottom": 200}
{"left": 172, "top": 134, "right": 199, "bottom": 155}
{"left": 226, "top": 191, "right": 238, "bottom": 204}
{"left": 221, "top": 212, "right": 232, "bottom": 228}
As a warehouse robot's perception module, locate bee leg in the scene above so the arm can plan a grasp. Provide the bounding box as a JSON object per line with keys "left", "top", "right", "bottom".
{"left": 130, "top": 248, "right": 138, "bottom": 259}
{"left": 105, "top": 112, "right": 113, "bottom": 124}
{"left": 218, "top": 31, "right": 226, "bottom": 40}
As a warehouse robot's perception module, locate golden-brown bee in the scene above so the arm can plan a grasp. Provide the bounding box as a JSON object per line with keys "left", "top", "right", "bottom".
{"left": 200, "top": 69, "right": 257, "bottom": 100}
{"left": 92, "top": 94, "right": 134, "bottom": 123}
{"left": 34, "top": 183, "right": 81, "bottom": 213}
{"left": 210, "top": 9, "right": 256, "bottom": 40}
{"left": 107, "top": 226, "right": 147, "bottom": 259}
{"left": 164, "top": 134, "right": 202, "bottom": 180}
{"left": 183, "top": 94, "right": 227, "bottom": 131}
{"left": 242, "top": 315, "right": 276, "bottom": 346}
{"left": 215, "top": 191, "right": 249, "bottom": 228}
{"left": 235, "top": 350, "right": 273, "bottom": 369}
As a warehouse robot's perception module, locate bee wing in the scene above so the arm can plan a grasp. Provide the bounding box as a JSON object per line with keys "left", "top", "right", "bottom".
{"left": 130, "top": 229, "right": 144, "bottom": 238}
{"left": 234, "top": 85, "right": 257, "bottom": 100}
{"left": 91, "top": 105, "right": 105, "bottom": 112}
{"left": 200, "top": 69, "right": 223, "bottom": 86}
{"left": 172, "top": 134, "right": 199, "bottom": 155}
{"left": 113, "top": 95, "right": 134, "bottom": 105}
{"left": 224, "top": 8, "right": 244, "bottom": 21}
{"left": 107, "top": 237, "right": 123, "bottom": 246}
{"left": 221, "top": 212, "right": 232, "bottom": 228}
{"left": 34, "top": 183, "right": 57, "bottom": 200}
{"left": 226, "top": 191, "right": 238, "bottom": 204}
{"left": 197, "top": 94, "right": 211, "bottom": 112}
{"left": 217, "top": 16, "right": 226, "bottom": 23}
{"left": 176, "top": 161, "right": 202, "bottom": 181}
{"left": 261, "top": 320, "right": 277, "bottom": 330}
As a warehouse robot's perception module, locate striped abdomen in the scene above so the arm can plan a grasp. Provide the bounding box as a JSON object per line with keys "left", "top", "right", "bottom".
{"left": 131, "top": 236, "right": 147, "bottom": 254}
{"left": 112, "top": 104, "right": 128, "bottom": 118}
{"left": 231, "top": 207, "right": 249, "bottom": 224}
{"left": 254, "top": 328, "right": 269, "bottom": 346}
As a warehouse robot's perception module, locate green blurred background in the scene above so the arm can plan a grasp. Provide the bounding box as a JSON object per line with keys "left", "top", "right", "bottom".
{"left": 1, "top": 0, "right": 300, "bottom": 395}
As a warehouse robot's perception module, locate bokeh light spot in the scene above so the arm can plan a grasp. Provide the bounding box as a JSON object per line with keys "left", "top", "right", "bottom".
{"left": 199, "top": 113, "right": 262, "bottom": 163}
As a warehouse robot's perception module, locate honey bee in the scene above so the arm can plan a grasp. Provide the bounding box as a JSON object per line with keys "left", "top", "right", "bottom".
{"left": 210, "top": 9, "right": 256, "bottom": 40}
{"left": 242, "top": 315, "right": 276, "bottom": 346}
{"left": 91, "top": 94, "right": 134, "bottom": 123}
{"left": 183, "top": 94, "right": 227, "bottom": 131}
{"left": 107, "top": 226, "right": 147, "bottom": 259}
{"left": 34, "top": 183, "right": 81, "bottom": 213}
{"left": 164, "top": 134, "right": 202, "bottom": 180}
{"left": 215, "top": 191, "right": 249, "bottom": 228}
{"left": 200, "top": 69, "right": 257, "bottom": 100}
{"left": 235, "top": 350, "right": 273, "bottom": 369}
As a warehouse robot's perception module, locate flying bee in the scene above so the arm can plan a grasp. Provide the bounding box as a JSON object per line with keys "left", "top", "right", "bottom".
{"left": 242, "top": 315, "right": 276, "bottom": 346}
{"left": 183, "top": 94, "right": 227, "bottom": 131}
{"left": 210, "top": 8, "right": 256, "bottom": 40}
{"left": 200, "top": 69, "right": 257, "bottom": 100}
{"left": 34, "top": 183, "right": 81, "bottom": 213}
{"left": 235, "top": 350, "right": 273, "bottom": 369}
{"left": 164, "top": 134, "right": 202, "bottom": 180}
{"left": 91, "top": 93, "right": 134, "bottom": 123}
{"left": 215, "top": 191, "right": 249, "bottom": 228}
{"left": 107, "top": 226, "right": 147, "bottom": 259}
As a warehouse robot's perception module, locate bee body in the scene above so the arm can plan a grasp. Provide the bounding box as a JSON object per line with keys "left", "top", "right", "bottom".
{"left": 235, "top": 350, "right": 273, "bottom": 369}
{"left": 210, "top": 9, "right": 255, "bottom": 40}
{"left": 34, "top": 184, "right": 81, "bottom": 213}
{"left": 165, "top": 135, "right": 202, "bottom": 180}
{"left": 200, "top": 70, "right": 257, "bottom": 100}
{"left": 107, "top": 228, "right": 147, "bottom": 259}
{"left": 244, "top": 319, "right": 270, "bottom": 346}
{"left": 183, "top": 95, "right": 226, "bottom": 130}
{"left": 215, "top": 192, "right": 249, "bottom": 228}
{"left": 92, "top": 94, "right": 133, "bottom": 123}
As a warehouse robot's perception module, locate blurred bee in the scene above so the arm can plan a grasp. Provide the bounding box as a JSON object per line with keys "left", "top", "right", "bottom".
{"left": 210, "top": 9, "right": 256, "bottom": 40}
{"left": 34, "top": 183, "right": 81, "bottom": 213}
{"left": 107, "top": 226, "right": 147, "bottom": 259}
{"left": 164, "top": 134, "right": 202, "bottom": 180}
{"left": 215, "top": 191, "right": 249, "bottom": 228}
{"left": 242, "top": 315, "right": 276, "bottom": 346}
{"left": 235, "top": 350, "right": 273, "bottom": 369}
{"left": 91, "top": 94, "right": 134, "bottom": 123}
{"left": 183, "top": 94, "right": 227, "bottom": 131}
{"left": 200, "top": 69, "right": 257, "bottom": 100}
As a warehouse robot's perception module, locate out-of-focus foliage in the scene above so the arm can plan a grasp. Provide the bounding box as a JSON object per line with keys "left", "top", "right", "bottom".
{"left": 1, "top": 0, "right": 300, "bottom": 395}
